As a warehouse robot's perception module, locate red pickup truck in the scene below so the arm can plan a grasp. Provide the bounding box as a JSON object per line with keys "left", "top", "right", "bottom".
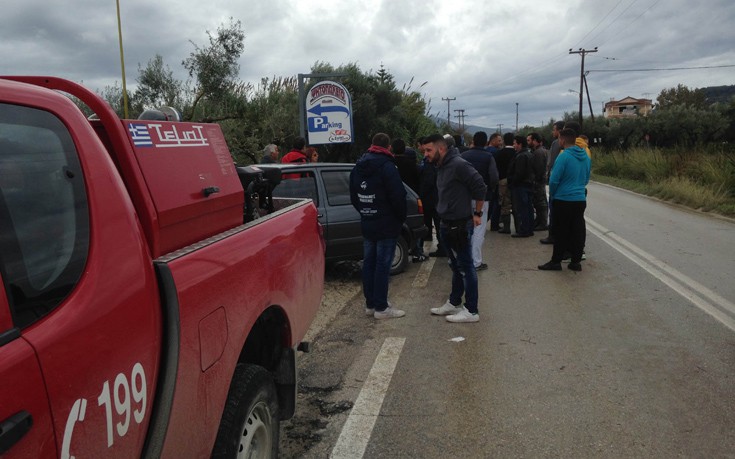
{"left": 0, "top": 76, "right": 324, "bottom": 458}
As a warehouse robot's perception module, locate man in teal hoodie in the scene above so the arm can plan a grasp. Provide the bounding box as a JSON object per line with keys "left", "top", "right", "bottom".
{"left": 538, "top": 128, "right": 591, "bottom": 272}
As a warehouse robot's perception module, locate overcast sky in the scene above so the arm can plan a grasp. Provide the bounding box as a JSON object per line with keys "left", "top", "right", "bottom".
{"left": 3, "top": 0, "right": 734, "bottom": 131}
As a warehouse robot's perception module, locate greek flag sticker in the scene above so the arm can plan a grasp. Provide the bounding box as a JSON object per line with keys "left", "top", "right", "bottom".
{"left": 128, "top": 123, "right": 153, "bottom": 147}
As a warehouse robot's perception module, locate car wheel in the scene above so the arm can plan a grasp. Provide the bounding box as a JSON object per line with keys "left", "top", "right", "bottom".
{"left": 212, "top": 364, "right": 279, "bottom": 459}
{"left": 390, "top": 236, "right": 409, "bottom": 275}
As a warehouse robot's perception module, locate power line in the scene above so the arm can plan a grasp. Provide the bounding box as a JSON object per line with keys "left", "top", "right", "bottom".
{"left": 597, "top": 0, "right": 662, "bottom": 48}
{"left": 588, "top": 64, "right": 735, "bottom": 72}
{"left": 586, "top": 0, "right": 638, "bottom": 46}
{"left": 573, "top": 0, "right": 623, "bottom": 48}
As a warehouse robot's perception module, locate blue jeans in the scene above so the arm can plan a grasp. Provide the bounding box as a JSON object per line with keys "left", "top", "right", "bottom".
{"left": 439, "top": 220, "right": 479, "bottom": 314}
{"left": 362, "top": 238, "right": 397, "bottom": 312}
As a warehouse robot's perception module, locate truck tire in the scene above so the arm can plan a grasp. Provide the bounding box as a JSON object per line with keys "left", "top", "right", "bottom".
{"left": 390, "top": 236, "right": 409, "bottom": 275}
{"left": 212, "top": 364, "right": 279, "bottom": 459}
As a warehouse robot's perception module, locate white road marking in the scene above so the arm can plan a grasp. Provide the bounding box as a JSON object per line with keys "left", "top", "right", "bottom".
{"left": 330, "top": 337, "right": 406, "bottom": 459}
{"left": 586, "top": 217, "right": 735, "bottom": 332}
{"left": 411, "top": 256, "right": 436, "bottom": 289}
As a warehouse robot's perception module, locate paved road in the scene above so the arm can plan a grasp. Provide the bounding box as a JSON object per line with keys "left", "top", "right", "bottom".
{"left": 281, "top": 182, "right": 735, "bottom": 458}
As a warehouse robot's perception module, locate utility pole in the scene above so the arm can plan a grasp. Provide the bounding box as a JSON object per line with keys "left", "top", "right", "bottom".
{"left": 515, "top": 102, "right": 519, "bottom": 132}
{"left": 583, "top": 72, "right": 595, "bottom": 122}
{"left": 497, "top": 123, "right": 503, "bottom": 134}
{"left": 454, "top": 109, "right": 466, "bottom": 130}
{"left": 569, "top": 47, "right": 597, "bottom": 130}
{"left": 442, "top": 97, "right": 456, "bottom": 129}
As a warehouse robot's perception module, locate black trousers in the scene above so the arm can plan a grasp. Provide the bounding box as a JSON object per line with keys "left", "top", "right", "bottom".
{"left": 550, "top": 199, "right": 586, "bottom": 263}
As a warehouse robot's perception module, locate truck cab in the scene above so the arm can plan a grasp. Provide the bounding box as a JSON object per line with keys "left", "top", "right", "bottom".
{"left": 0, "top": 77, "right": 324, "bottom": 458}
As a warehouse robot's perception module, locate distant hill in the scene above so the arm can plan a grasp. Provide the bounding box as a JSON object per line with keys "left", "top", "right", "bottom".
{"left": 430, "top": 115, "right": 504, "bottom": 136}
{"left": 702, "top": 85, "right": 735, "bottom": 105}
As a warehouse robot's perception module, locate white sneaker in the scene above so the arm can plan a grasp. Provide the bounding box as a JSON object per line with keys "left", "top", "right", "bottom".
{"left": 374, "top": 307, "right": 405, "bottom": 319}
{"left": 431, "top": 300, "right": 462, "bottom": 316}
{"left": 446, "top": 307, "right": 479, "bottom": 323}
{"left": 366, "top": 301, "right": 390, "bottom": 316}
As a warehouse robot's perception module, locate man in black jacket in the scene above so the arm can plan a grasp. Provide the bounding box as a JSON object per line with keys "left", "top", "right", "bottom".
{"left": 494, "top": 132, "right": 516, "bottom": 234}
{"left": 393, "top": 139, "right": 426, "bottom": 262}
{"left": 527, "top": 132, "right": 549, "bottom": 231}
{"left": 507, "top": 135, "right": 535, "bottom": 237}
{"left": 350, "top": 133, "right": 407, "bottom": 319}
{"left": 461, "top": 131, "right": 499, "bottom": 270}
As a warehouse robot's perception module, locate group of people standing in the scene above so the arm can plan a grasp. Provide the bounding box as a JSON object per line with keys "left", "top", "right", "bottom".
{"left": 260, "top": 137, "right": 319, "bottom": 164}
{"left": 348, "top": 121, "right": 591, "bottom": 324}
{"left": 350, "top": 133, "right": 488, "bottom": 322}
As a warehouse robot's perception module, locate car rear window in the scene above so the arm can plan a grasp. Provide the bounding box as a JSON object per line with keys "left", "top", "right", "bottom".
{"left": 273, "top": 171, "right": 319, "bottom": 205}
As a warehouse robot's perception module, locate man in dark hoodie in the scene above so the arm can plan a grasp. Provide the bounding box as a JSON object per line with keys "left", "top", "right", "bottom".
{"left": 421, "top": 134, "right": 487, "bottom": 323}
{"left": 350, "top": 133, "right": 407, "bottom": 319}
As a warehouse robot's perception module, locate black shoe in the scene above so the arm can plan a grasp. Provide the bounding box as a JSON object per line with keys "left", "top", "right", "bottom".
{"left": 534, "top": 224, "right": 548, "bottom": 231}
{"left": 568, "top": 262, "right": 582, "bottom": 271}
{"left": 538, "top": 261, "right": 562, "bottom": 271}
{"left": 539, "top": 237, "right": 554, "bottom": 245}
{"left": 475, "top": 263, "right": 488, "bottom": 271}
{"left": 429, "top": 250, "right": 447, "bottom": 257}
{"left": 498, "top": 228, "right": 510, "bottom": 234}
{"left": 511, "top": 233, "right": 533, "bottom": 238}
{"left": 561, "top": 251, "right": 571, "bottom": 262}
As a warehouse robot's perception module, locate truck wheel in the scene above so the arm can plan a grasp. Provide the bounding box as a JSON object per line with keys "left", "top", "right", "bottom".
{"left": 212, "top": 364, "right": 279, "bottom": 459}
{"left": 390, "top": 236, "right": 409, "bottom": 275}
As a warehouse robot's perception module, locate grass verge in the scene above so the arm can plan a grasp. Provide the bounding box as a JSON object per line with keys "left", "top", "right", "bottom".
{"left": 591, "top": 172, "right": 735, "bottom": 218}
{"left": 590, "top": 147, "right": 735, "bottom": 218}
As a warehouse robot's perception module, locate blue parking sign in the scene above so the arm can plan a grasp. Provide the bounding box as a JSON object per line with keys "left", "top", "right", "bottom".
{"left": 305, "top": 81, "right": 353, "bottom": 145}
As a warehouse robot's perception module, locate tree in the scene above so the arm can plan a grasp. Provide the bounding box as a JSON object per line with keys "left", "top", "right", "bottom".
{"left": 656, "top": 84, "right": 707, "bottom": 111}
{"left": 182, "top": 18, "right": 245, "bottom": 121}
{"left": 91, "top": 18, "right": 437, "bottom": 165}
{"left": 225, "top": 77, "right": 300, "bottom": 165}
{"left": 136, "top": 55, "right": 182, "bottom": 109}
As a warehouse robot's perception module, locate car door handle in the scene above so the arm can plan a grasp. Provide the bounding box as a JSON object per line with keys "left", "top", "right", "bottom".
{"left": 0, "top": 411, "right": 33, "bottom": 454}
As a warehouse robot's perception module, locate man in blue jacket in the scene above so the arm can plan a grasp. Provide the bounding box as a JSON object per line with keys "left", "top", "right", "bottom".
{"left": 350, "top": 133, "right": 407, "bottom": 319}
{"left": 538, "top": 128, "right": 591, "bottom": 272}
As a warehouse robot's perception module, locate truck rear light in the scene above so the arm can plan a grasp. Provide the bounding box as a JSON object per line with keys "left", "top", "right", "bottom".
{"left": 417, "top": 198, "right": 424, "bottom": 215}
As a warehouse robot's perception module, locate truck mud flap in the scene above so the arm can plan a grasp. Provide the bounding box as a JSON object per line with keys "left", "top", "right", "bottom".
{"left": 141, "top": 262, "right": 181, "bottom": 459}
{"left": 275, "top": 347, "right": 297, "bottom": 420}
